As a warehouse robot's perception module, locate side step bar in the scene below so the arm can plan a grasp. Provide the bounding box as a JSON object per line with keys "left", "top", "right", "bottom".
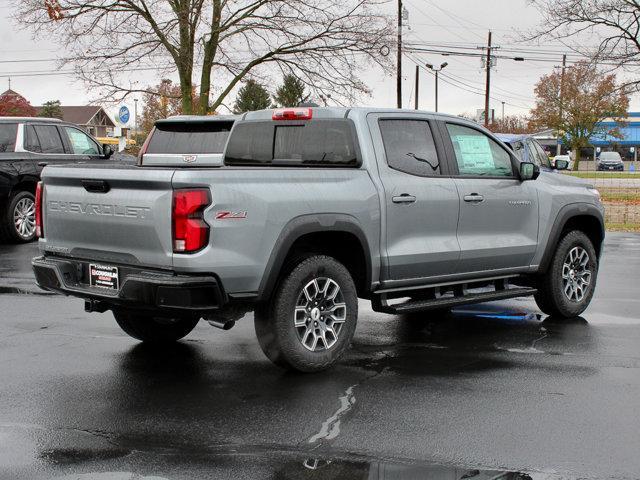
{"left": 371, "top": 281, "right": 537, "bottom": 315}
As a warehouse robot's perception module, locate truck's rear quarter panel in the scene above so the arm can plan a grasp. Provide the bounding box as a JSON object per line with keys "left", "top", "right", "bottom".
{"left": 171, "top": 168, "right": 380, "bottom": 295}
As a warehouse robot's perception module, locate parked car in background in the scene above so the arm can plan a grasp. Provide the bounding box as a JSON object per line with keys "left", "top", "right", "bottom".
{"left": 597, "top": 151, "right": 624, "bottom": 171}
{"left": 139, "top": 115, "right": 236, "bottom": 167}
{"left": 495, "top": 134, "right": 553, "bottom": 171}
{"left": 0, "top": 117, "right": 118, "bottom": 243}
{"left": 552, "top": 154, "right": 574, "bottom": 170}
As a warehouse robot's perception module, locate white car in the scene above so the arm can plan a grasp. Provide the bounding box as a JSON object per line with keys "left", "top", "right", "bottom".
{"left": 553, "top": 154, "right": 574, "bottom": 170}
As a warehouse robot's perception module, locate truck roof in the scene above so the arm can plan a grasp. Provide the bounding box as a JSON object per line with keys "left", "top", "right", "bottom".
{"left": 240, "top": 107, "right": 467, "bottom": 122}
{"left": 0, "top": 116, "right": 65, "bottom": 124}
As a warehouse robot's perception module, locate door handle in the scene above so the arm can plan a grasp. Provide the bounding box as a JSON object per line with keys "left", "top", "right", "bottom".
{"left": 463, "top": 193, "right": 484, "bottom": 203}
{"left": 392, "top": 194, "right": 416, "bottom": 204}
{"left": 82, "top": 179, "right": 110, "bottom": 193}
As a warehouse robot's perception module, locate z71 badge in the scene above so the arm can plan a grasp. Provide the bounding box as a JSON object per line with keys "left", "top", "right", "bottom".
{"left": 216, "top": 211, "right": 247, "bottom": 220}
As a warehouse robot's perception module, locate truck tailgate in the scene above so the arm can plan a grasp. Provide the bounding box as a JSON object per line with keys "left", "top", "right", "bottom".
{"left": 41, "top": 165, "right": 175, "bottom": 269}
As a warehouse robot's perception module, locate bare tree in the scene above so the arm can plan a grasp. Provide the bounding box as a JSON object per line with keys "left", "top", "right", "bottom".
{"left": 529, "top": 1, "right": 640, "bottom": 87}
{"left": 15, "top": 0, "right": 393, "bottom": 114}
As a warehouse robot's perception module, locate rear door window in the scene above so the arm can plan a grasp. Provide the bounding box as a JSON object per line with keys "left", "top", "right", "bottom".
{"left": 26, "top": 125, "right": 65, "bottom": 154}
{"left": 0, "top": 123, "right": 17, "bottom": 152}
{"left": 147, "top": 121, "right": 234, "bottom": 154}
{"left": 225, "top": 120, "right": 358, "bottom": 167}
{"left": 379, "top": 119, "right": 441, "bottom": 176}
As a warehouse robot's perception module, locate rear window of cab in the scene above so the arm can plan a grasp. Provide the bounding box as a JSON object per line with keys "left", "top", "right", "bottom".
{"left": 146, "top": 121, "right": 234, "bottom": 154}
{"left": 224, "top": 119, "right": 359, "bottom": 167}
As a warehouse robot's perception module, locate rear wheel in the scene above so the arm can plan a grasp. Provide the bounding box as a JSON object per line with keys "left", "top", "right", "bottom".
{"left": 254, "top": 255, "right": 358, "bottom": 372}
{"left": 113, "top": 309, "right": 200, "bottom": 343}
{"left": 0, "top": 191, "right": 36, "bottom": 243}
{"left": 535, "top": 230, "right": 598, "bottom": 318}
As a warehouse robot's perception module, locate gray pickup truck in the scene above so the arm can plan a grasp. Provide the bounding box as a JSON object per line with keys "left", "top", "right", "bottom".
{"left": 32, "top": 107, "right": 604, "bottom": 372}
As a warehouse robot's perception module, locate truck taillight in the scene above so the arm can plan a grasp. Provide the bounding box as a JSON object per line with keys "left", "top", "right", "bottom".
{"left": 172, "top": 189, "right": 211, "bottom": 253}
{"left": 35, "top": 181, "right": 43, "bottom": 238}
{"left": 272, "top": 108, "right": 313, "bottom": 120}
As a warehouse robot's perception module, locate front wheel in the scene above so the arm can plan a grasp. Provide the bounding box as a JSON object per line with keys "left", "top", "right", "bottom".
{"left": 535, "top": 230, "right": 598, "bottom": 318}
{"left": 113, "top": 309, "right": 200, "bottom": 343}
{"left": 254, "top": 255, "right": 358, "bottom": 372}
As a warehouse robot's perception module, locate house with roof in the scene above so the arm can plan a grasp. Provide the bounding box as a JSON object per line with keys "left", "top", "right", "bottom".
{"left": 1, "top": 85, "right": 116, "bottom": 137}
{"left": 33, "top": 105, "right": 116, "bottom": 138}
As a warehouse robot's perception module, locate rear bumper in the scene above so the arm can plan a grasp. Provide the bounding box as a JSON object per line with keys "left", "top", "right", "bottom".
{"left": 32, "top": 256, "right": 227, "bottom": 312}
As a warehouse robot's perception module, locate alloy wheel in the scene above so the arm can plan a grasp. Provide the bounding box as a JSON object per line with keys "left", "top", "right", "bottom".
{"left": 13, "top": 197, "right": 36, "bottom": 240}
{"left": 293, "top": 277, "right": 347, "bottom": 352}
{"left": 562, "top": 246, "right": 592, "bottom": 302}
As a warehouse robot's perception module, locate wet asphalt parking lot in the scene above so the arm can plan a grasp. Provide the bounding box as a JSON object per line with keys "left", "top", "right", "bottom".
{"left": 1, "top": 233, "right": 640, "bottom": 480}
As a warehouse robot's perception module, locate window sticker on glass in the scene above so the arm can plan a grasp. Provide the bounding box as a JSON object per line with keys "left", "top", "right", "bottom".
{"left": 455, "top": 135, "right": 494, "bottom": 170}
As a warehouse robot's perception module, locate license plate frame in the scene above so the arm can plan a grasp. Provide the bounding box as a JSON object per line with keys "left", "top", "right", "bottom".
{"left": 89, "top": 264, "right": 119, "bottom": 290}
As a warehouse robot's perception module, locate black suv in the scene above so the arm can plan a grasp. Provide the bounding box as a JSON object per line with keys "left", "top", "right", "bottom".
{"left": 0, "top": 117, "right": 115, "bottom": 243}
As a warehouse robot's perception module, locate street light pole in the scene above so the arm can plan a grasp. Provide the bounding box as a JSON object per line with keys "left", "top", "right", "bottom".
{"left": 134, "top": 98, "right": 138, "bottom": 142}
{"left": 426, "top": 62, "right": 448, "bottom": 113}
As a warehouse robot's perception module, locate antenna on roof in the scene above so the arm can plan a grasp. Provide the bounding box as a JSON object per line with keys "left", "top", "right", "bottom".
{"left": 8, "top": 78, "right": 11, "bottom": 90}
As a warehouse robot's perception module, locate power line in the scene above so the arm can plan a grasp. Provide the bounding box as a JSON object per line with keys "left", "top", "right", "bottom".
{"left": 405, "top": 52, "right": 533, "bottom": 111}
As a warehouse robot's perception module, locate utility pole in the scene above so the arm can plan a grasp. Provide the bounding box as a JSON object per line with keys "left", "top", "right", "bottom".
{"left": 501, "top": 101, "right": 505, "bottom": 123}
{"left": 484, "top": 30, "right": 492, "bottom": 127}
{"left": 414, "top": 65, "right": 419, "bottom": 110}
{"left": 397, "top": 0, "right": 403, "bottom": 108}
{"left": 557, "top": 53, "right": 567, "bottom": 156}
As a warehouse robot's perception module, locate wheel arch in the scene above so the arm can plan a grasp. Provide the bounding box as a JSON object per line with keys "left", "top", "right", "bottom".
{"left": 257, "top": 214, "right": 373, "bottom": 302}
{"left": 10, "top": 176, "right": 39, "bottom": 197}
{"left": 539, "top": 203, "right": 605, "bottom": 274}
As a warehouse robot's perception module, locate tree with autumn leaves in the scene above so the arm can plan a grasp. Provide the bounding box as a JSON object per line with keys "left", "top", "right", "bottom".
{"left": 0, "top": 91, "right": 36, "bottom": 117}
{"left": 530, "top": 62, "right": 629, "bottom": 169}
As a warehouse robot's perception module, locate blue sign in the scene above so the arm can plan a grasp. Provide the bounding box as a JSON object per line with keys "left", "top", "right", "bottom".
{"left": 118, "top": 106, "right": 130, "bottom": 124}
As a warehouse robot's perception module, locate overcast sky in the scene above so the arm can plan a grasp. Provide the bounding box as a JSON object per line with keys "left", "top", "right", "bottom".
{"left": 1, "top": 0, "right": 638, "bottom": 124}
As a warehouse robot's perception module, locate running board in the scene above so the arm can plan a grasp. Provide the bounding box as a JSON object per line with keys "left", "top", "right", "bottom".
{"left": 371, "top": 283, "right": 537, "bottom": 315}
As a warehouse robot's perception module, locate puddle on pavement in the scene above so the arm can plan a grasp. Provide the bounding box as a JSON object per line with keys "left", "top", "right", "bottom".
{"left": 0, "top": 423, "right": 575, "bottom": 480}
{"left": 33, "top": 449, "right": 566, "bottom": 480}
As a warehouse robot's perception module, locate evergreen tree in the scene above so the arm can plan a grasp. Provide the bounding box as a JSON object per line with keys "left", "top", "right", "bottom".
{"left": 272, "top": 74, "right": 309, "bottom": 108}
{"left": 233, "top": 80, "right": 271, "bottom": 113}
{"left": 38, "top": 100, "right": 63, "bottom": 119}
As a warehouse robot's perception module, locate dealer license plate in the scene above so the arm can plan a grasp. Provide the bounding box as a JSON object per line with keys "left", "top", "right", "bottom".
{"left": 89, "top": 264, "right": 119, "bottom": 290}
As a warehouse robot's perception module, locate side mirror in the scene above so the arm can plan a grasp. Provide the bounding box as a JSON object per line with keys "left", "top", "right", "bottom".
{"left": 519, "top": 161, "right": 539, "bottom": 181}
{"left": 555, "top": 159, "right": 569, "bottom": 170}
{"left": 102, "top": 144, "right": 114, "bottom": 159}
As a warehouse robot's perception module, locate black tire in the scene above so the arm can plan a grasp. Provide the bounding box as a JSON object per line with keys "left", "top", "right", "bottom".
{"left": 0, "top": 191, "right": 36, "bottom": 244}
{"left": 113, "top": 309, "right": 200, "bottom": 343}
{"left": 535, "top": 230, "right": 598, "bottom": 318}
{"left": 254, "top": 255, "right": 358, "bottom": 372}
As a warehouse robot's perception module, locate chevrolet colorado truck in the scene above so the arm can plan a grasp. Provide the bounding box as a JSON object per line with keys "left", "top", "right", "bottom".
{"left": 32, "top": 107, "right": 604, "bottom": 372}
